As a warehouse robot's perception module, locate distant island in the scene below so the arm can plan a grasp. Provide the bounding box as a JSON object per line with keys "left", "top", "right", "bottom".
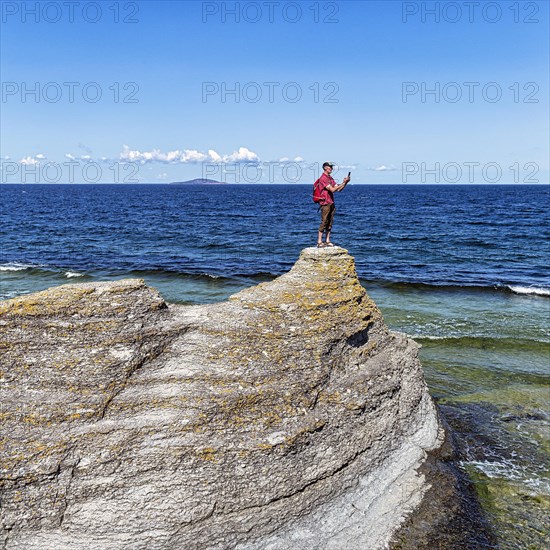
{"left": 170, "top": 178, "right": 226, "bottom": 185}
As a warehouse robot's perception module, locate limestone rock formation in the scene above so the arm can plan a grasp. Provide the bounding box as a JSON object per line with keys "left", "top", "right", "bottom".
{"left": 1, "top": 247, "right": 465, "bottom": 549}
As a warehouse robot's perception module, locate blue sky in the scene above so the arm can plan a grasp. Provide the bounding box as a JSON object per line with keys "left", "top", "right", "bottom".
{"left": 1, "top": 0, "right": 548, "bottom": 183}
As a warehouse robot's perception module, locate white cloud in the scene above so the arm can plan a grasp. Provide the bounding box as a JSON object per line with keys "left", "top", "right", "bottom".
{"left": 120, "top": 145, "right": 208, "bottom": 164}
{"left": 65, "top": 153, "right": 96, "bottom": 162}
{"left": 14, "top": 147, "right": 307, "bottom": 170}
{"left": 275, "top": 156, "right": 307, "bottom": 164}
{"left": 156, "top": 172, "right": 168, "bottom": 180}
{"left": 373, "top": 165, "right": 397, "bottom": 172}
{"left": 20, "top": 155, "right": 45, "bottom": 165}
{"left": 20, "top": 157, "right": 38, "bottom": 165}
{"left": 208, "top": 149, "right": 222, "bottom": 162}
{"left": 119, "top": 145, "right": 260, "bottom": 165}
{"left": 223, "top": 146, "right": 259, "bottom": 163}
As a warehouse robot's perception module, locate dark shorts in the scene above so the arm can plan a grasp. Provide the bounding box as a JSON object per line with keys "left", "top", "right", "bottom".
{"left": 319, "top": 203, "right": 336, "bottom": 232}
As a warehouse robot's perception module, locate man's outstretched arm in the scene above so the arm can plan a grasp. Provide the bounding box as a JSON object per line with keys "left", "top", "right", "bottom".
{"left": 327, "top": 176, "right": 350, "bottom": 192}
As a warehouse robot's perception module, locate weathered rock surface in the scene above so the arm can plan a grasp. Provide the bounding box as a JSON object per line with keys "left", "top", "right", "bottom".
{"left": 1, "top": 247, "right": 462, "bottom": 549}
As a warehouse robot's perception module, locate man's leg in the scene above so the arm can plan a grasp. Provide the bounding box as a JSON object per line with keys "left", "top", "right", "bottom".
{"left": 318, "top": 205, "right": 330, "bottom": 245}
{"left": 325, "top": 205, "right": 336, "bottom": 243}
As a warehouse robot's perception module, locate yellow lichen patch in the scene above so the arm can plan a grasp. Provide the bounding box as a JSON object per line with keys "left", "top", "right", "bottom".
{"left": 209, "top": 387, "right": 307, "bottom": 432}
{"left": 1, "top": 440, "right": 69, "bottom": 478}
{"left": 102, "top": 279, "right": 146, "bottom": 293}
{"left": 317, "top": 391, "right": 343, "bottom": 405}
{"left": 197, "top": 447, "right": 218, "bottom": 462}
{"left": 0, "top": 286, "right": 95, "bottom": 317}
{"left": 22, "top": 413, "right": 47, "bottom": 425}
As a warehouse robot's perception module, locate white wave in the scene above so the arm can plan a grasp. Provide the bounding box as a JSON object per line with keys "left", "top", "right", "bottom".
{"left": 65, "top": 271, "right": 84, "bottom": 278}
{"left": 406, "top": 332, "right": 476, "bottom": 341}
{"left": 0, "top": 262, "right": 35, "bottom": 272}
{"left": 410, "top": 333, "right": 550, "bottom": 344}
{"left": 508, "top": 285, "right": 550, "bottom": 296}
{"left": 463, "top": 460, "right": 550, "bottom": 495}
{"left": 464, "top": 459, "right": 523, "bottom": 480}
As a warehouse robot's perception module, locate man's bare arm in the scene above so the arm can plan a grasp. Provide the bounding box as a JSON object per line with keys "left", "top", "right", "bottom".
{"left": 327, "top": 177, "right": 350, "bottom": 193}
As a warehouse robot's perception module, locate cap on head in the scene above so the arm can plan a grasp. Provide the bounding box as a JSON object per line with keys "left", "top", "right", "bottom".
{"left": 322, "top": 162, "right": 334, "bottom": 168}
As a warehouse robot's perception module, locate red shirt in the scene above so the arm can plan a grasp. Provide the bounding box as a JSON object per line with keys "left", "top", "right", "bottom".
{"left": 318, "top": 173, "right": 335, "bottom": 205}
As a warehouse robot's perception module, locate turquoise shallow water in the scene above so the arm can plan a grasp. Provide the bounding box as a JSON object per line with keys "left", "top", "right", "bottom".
{"left": 368, "top": 283, "right": 549, "bottom": 549}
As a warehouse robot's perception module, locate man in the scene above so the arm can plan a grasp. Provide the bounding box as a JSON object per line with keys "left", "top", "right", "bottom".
{"left": 316, "top": 162, "right": 350, "bottom": 247}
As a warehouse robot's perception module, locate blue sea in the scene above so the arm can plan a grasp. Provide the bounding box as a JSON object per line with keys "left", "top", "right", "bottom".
{"left": 1, "top": 183, "right": 549, "bottom": 547}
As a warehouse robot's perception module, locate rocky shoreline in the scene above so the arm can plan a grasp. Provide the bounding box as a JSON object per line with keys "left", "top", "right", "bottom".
{"left": 0, "top": 247, "right": 492, "bottom": 549}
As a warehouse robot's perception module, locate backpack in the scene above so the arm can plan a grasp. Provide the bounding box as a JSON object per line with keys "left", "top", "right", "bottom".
{"left": 312, "top": 177, "right": 324, "bottom": 204}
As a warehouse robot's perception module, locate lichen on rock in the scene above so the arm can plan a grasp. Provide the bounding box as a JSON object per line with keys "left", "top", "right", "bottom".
{"left": 0, "top": 247, "right": 477, "bottom": 549}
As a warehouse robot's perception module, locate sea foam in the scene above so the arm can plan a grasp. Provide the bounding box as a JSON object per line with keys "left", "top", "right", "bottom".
{"left": 0, "top": 263, "right": 35, "bottom": 272}
{"left": 508, "top": 285, "right": 550, "bottom": 297}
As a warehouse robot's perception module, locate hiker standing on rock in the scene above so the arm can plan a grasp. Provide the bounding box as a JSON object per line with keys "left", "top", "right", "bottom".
{"left": 314, "top": 162, "right": 350, "bottom": 248}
